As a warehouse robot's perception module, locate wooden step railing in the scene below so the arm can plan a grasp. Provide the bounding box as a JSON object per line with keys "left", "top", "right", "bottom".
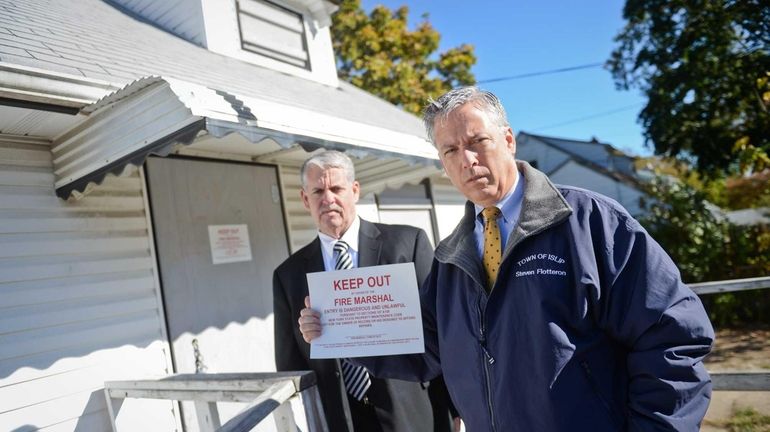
{"left": 104, "top": 371, "right": 327, "bottom": 432}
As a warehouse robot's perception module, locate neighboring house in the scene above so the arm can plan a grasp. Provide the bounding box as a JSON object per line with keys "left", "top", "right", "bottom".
{"left": 724, "top": 207, "right": 770, "bottom": 227}
{"left": 516, "top": 131, "right": 647, "bottom": 216}
{"left": 0, "top": 0, "right": 451, "bottom": 430}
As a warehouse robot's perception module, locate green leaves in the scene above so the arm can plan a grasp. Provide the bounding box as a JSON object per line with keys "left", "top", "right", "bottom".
{"left": 610, "top": 0, "right": 769, "bottom": 175}
{"left": 640, "top": 172, "right": 770, "bottom": 326}
{"left": 331, "top": 0, "right": 476, "bottom": 115}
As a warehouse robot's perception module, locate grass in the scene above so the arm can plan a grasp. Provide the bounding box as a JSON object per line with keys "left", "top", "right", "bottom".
{"left": 725, "top": 407, "right": 770, "bottom": 432}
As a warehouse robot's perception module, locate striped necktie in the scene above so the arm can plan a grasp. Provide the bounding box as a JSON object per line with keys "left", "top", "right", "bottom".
{"left": 333, "top": 240, "right": 371, "bottom": 401}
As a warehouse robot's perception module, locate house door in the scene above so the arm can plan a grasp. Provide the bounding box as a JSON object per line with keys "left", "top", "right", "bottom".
{"left": 146, "top": 157, "right": 289, "bottom": 430}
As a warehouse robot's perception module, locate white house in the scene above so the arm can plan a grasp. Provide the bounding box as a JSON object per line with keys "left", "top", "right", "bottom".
{"left": 516, "top": 131, "right": 647, "bottom": 216}
{"left": 0, "top": 0, "right": 456, "bottom": 430}
{"left": 0, "top": 1, "right": 661, "bottom": 429}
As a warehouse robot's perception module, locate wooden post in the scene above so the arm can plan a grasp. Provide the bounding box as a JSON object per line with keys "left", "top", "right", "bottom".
{"left": 272, "top": 400, "right": 298, "bottom": 432}
{"left": 193, "top": 401, "right": 221, "bottom": 432}
{"left": 301, "top": 385, "right": 329, "bottom": 432}
{"left": 219, "top": 380, "right": 297, "bottom": 432}
{"left": 103, "top": 388, "right": 121, "bottom": 432}
{"left": 711, "top": 371, "right": 770, "bottom": 391}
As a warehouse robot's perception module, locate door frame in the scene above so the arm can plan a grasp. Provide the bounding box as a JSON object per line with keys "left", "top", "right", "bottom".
{"left": 142, "top": 154, "right": 293, "bottom": 429}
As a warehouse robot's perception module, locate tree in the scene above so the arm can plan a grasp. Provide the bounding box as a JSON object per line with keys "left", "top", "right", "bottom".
{"left": 640, "top": 175, "right": 729, "bottom": 283}
{"left": 637, "top": 156, "right": 770, "bottom": 210}
{"left": 725, "top": 169, "right": 770, "bottom": 209}
{"left": 331, "top": 0, "right": 476, "bottom": 115}
{"left": 609, "top": 0, "right": 770, "bottom": 175}
{"left": 640, "top": 173, "right": 770, "bottom": 326}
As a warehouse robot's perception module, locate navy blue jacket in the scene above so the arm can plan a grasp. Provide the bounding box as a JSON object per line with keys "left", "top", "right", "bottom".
{"left": 359, "top": 162, "right": 714, "bottom": 431}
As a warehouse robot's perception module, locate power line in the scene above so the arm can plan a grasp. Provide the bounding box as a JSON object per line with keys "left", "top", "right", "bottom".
{"left": 477, "top": 62, "right": 605, "bottom": 84}
{"left": 531, "top": 102, "right": 644, "bottom": 132}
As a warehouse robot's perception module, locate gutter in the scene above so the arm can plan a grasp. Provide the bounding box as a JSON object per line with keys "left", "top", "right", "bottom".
{"left": 0, "top": 62, "right": 118, "bottom": 108}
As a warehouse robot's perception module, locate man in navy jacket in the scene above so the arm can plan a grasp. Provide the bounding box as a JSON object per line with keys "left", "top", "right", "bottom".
{"left": 299, "top": 87, "right": 714, "bottom": 431}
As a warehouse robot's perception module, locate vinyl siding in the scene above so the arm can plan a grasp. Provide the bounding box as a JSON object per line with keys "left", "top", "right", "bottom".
{"left": 0, "top": 135, "right": 177, "bottom": 431}
{"left": 550, "top": 160, "right": 644, "bottom": 216}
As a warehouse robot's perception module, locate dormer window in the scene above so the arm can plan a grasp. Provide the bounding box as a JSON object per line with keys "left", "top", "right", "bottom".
{"left": 237, "top": 0, "right": 310, "bottom": 70}
{"left": 108, "top": 0, "right": 339, "bottom": 86}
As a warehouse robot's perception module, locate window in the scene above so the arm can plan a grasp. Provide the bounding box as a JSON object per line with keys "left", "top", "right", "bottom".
{"left": 237, "top": 0, "right": 311, "bottom": 70}
{"left": 376, "top": 182, "right": 438, "bottom": 246}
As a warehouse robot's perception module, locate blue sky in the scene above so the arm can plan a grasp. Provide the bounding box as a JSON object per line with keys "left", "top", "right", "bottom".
{"left": 360, "top": 0, "right": 651, "bottom": 156}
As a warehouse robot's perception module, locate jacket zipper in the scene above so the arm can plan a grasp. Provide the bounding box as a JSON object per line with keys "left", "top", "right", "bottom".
{"left": 477, "top": 299, "right": 497, "bottom": 432}
{"left": 581, "top": 361, "right": 622, "bottom": 428}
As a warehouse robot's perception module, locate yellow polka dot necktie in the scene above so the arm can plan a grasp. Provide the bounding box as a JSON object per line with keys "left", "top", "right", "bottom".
{"left": 482, "top": 206, "right": 502, "bottom": 292}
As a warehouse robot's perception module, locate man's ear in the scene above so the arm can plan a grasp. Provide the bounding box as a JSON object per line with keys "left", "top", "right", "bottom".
{"left": 300, "top": 188, "right": 311, "bottom": 210}
{"left": 352, "top": 180, "right": 360, "bottom": 203}
{"left": 506, "top": 127, "right": 516, "bottom": 155}
{"left": 436, "top": 146, "right": 447, "bottom": 171}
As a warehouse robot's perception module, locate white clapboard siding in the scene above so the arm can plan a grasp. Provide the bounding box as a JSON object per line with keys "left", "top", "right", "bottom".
{"left": 110, "top": 0, "right": 205, "bottom": 45}
{"left": 515, "top": 137, "right": 572, "bottom": 175}
{"left": 0, "top": 136, "right": 175, "bottom": 431}
{"left": 278, "top": 164, "right": 316, "bottom": 253}
{"left": 0, "top": 167, "right": 54, "bottom": 187}
{"left": 1, "top": 344, "right": 175, "bottom": 431}
{"left": 549, "top": 160, "right": 644, "bottom": 216}
{"left": 0, "top": 215, "right": 148, "bottom": 234}
{"left": 2, "top": 270, "right": 154, "bottom": 308}
{"left": 0, "top": 255, "right": 155, "bottom": 284}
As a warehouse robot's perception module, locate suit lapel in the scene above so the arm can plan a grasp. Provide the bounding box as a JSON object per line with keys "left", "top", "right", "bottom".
{"left": 358, "top": 219, "right": 382, "bottom": 267}
{"left": 303, "top": 237, "right": 325, "bottom": 274}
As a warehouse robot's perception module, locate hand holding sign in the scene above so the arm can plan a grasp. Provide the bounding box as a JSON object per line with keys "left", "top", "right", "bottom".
{"left": 305, "top": 263, "right": 424, "bottom": 359}
{"left": 298, "top": 296, "right": 321, "bottom": 343}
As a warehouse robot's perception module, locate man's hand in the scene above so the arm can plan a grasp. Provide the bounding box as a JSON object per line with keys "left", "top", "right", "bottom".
{"left": 453, "top": 416, "right": 463, "bottom": 432}
{"left": 298, "top": 296, "right": 322, "bottom": 343}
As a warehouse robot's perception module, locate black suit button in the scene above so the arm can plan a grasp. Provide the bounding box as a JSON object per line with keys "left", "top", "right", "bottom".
{"left": 335, "top": 371, "right": 340, "bottom": 377}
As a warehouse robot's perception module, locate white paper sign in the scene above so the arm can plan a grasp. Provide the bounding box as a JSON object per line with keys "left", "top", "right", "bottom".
{"left": 208, "top": 224, "right": 252, "bottom": 265}
{"left": 308, "top": 262, "right": 425, "bottom": 359}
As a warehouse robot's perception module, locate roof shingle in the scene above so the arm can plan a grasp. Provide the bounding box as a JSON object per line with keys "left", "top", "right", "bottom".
{"left": 0, "top": 0, "right": 426, "bottom": 137}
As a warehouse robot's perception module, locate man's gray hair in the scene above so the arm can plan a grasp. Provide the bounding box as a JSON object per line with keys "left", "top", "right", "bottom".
{"left": 300, "top": 150, "right": 356, "bottom": 188}
{"left": 423, "top": 86, "right": 510, "bottom": 144}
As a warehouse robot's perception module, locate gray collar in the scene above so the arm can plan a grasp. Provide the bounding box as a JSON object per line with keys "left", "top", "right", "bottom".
{"left": 435, "top": 161, "right": 573, "bottom": 283}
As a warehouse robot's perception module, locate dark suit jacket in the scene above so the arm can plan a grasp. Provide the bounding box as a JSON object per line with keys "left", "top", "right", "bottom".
{"left": 273, "top": 219, "right": 452, "bottom": 432}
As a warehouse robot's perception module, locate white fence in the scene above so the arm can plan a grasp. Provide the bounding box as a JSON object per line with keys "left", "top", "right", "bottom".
{"left": 691, "top": 276, "right": 770, "bottom": 391}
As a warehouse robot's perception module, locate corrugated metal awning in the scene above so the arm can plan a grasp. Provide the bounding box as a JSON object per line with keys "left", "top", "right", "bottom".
{"left": 52, "top": 76, "right": 439, "bottom": 199}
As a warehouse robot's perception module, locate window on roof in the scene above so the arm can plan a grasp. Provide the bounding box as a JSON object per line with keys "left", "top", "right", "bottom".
{"left": 236, "top": 0, "right": 311, "bottom": 70}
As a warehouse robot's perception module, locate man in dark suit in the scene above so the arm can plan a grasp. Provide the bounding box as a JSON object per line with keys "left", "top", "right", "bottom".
{"left": 273, "top": 150, "right": 454, "bottom": 432}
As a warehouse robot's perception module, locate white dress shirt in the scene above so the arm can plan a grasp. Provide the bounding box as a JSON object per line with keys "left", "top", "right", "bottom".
{"left": 317, "top": 216, "right": 361, "bottom": 271}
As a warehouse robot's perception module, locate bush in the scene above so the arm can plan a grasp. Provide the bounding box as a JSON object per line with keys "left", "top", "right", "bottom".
{"left": 640, "top": 176, "right": 770, "bottom": 327}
